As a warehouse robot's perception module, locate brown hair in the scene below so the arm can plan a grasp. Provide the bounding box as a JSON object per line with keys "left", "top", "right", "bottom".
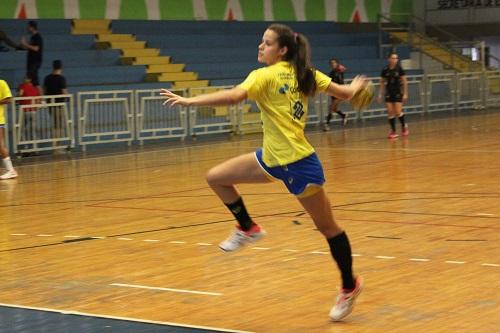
{"left": 268, "top": 24, "right": 317, "bottom": 96}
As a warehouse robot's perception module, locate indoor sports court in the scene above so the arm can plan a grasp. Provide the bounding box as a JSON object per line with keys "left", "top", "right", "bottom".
{"left": 1, "top": 111, "right": 499, "bottom": 332}
{"left": 1, "top": 1, "right": 500, "bottom": 332}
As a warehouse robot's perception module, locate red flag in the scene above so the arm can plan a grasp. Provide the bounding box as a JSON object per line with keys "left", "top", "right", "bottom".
{"left": 17, "top": 3, "right": 27, "bottom": 19}
{"left": 352, "top": 10, "right": 361, "bottom": 23}
{"left": 226, "top": 8, "right": 235, "bottom": 21}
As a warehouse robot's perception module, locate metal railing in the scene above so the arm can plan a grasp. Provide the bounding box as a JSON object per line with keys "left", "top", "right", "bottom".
{"left": 77, "top": 90, "right": 134, "bottom": 150}
{"left": 378, "top": 12, "right": 487, "bottom": 72}
{"left": 4, "top": 71, "right": 500, "bottom": 156}
{"left": 10, "top": 94, "right": 75, "bottom": 154}
{"left": 135, "top": 89, "right": 188, "bottom": 143}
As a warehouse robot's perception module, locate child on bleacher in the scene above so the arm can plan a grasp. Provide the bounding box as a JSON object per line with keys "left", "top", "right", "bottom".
{"left": 18, "top": 74, "right": 40, "bottom": 142}
{"left": 161, "top": 23, "right": 367, "bottom": 322}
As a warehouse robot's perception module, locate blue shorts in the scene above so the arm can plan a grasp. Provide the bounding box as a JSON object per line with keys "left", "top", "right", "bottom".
{"left": 255, "top": 148, "right": 325, "bottom": 197}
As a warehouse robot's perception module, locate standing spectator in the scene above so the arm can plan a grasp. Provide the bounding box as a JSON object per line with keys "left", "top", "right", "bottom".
{"left": 20, "top": 21, "right": 43, "bottom": 90}
{"left": 44, "top": 60, "right": 68, "bottom": 141}
{"left": 0, "top": 79, "right": 18, "bottom": 180}
{"left": 324, "top": 58, "right": 348, "bottom": 130}
{"left": 18, "top": 74, "right": 40, "bottom": 142}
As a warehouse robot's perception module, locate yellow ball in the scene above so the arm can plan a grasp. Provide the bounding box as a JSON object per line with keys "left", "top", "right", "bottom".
{"left": 350, "top": 81, "right": 374, "bottom": 111}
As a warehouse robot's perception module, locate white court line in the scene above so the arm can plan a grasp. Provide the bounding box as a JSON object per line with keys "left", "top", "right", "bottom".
{"left": 376, "top": 256, "right": 396, "bottom": 259}
{"left": 445, "top": 261, "right": 466, "bottom": 264}
{"left": 117, "top": 238, "right": 132, "bottom": 241}
{"left": 252, "top": 247, "right": 270, "bottom": 250}
{"left": 0, "top": 303, "right": 254, "bottom": 333}
{"left": 11, "top": 233, "right": 27, "bottom": 236}
{"left": 409, "top": 258, "right": 430, "bottom": 262}
{"left": 477, "top": 213, "right": 494, "bottom": 216}
{"left": 482, "top": 263, "right": 500, "bottom": 267}
{"left": 90, "top": 236, "right": 106, "bottom": 239}
{"left": 352, "top": 254, "right": 362, "bottom": 257}
{"left": 197, "top": 242, "right": 212, "bottom": 246}
{"left": 36, "top": 234, "right": 53, "bottom": 237}
{"left": 283, "top": 249, "right": 299, "bottom": 252}
{"left": 144, "top": 239, "right": 160, "bottom": 243}
{"left": 169, "top": 241, "right": 185, "bottom": 244}
{"left": 64, "top": 235, "right": 80, "bottom": 238}
{"left": 310, "top": 251, "right": 328, "bottom": 255}
{"left": 110, "top": 283, "right": 222, "bottom": 296}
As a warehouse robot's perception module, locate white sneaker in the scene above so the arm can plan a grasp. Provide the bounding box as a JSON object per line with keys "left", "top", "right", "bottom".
{"left": 219, "top": 224, "right": 266, "bottom": 252}
{"left": 0, "top": 169, "right": 18, "bottom": 180}
{"left": 330, "top": 276, "right": 364, "bottom": 321}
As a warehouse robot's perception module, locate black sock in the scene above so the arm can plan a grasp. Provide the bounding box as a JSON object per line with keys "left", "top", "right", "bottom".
{"left": 326, "top": 112, "right": 333, "bottom": 124}
{"left": 389, "top": 117, "right": 396, "bottom": 132}
{"left": 337, "top": 110, "right": 346, "bottom": 118}
{"left": 398, "top": 114, "right": 406, "bottom": 128}
{"left": 225, "top": 197, "right": 253, "bottom": 231}
{"left": 327, "top": 231, "right": 355, "bottom": 290}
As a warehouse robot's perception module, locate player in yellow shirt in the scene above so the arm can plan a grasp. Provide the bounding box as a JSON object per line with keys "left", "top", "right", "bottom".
{"left": 0, "top": 79, "right": 18, "bottom": 180}
{"left": 161, "top": 24, "right": 365, "bottom": 321}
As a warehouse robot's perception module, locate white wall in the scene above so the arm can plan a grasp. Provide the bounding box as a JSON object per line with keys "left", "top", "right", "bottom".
{"left": 424, "top": 0, "right": 500, "bottom": 25}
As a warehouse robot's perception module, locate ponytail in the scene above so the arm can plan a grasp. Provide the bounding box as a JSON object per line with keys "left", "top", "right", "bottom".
{"left": 294, "top": 33, "right": 316, "bottom": 96}
{"left": 268, "top": 24, "right": 317, "bottom": 96}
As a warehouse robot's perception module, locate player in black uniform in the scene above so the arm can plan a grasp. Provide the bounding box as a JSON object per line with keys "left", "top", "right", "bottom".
{"left": 324, "top": 58, "right": 347, "bottom": 130}
{"left": 377, "top": 53, "right": 408, "bottom": 139}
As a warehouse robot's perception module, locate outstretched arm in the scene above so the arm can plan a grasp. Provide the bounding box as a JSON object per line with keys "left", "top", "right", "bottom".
{"left": 324, "top": 75, "right": 367, "bottom": 100}
{"left": 161, "top": 87, "right": 248, "bottom": 107}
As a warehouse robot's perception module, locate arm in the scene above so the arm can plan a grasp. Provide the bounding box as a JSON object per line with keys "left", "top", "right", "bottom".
{"left": 20, "top": 37, "right": 40, "bottom": 52}
{"left": 401, "top": 75, "right": 408, "bottom": 102}
{"left": 377, "top": 77, "right": 385, "bottom": 103}
{"left": 324, "top": 75, "right": 366, "bottom": 100}
{"left": 161, "top": 86, "right": 248, "bottom": 107}
{"left": 0, "top": 97, "right": 12, "bottom": 105}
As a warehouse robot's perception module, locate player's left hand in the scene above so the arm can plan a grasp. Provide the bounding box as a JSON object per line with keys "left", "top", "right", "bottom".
{"left": 160, "top": 89, "right": 190, "bottom": 107}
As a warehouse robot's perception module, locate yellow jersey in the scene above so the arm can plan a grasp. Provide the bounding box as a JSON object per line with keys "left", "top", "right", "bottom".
{"left": 0, "top": 80, "right": 13, "bottom": 125}
{"left": 239, "top": 61, "right": 331, "bottom": 167}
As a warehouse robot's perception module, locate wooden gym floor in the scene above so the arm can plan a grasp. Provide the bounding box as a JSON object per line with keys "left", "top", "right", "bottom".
{"left": 0, "top": 110, "right": 499, "bottom": 332}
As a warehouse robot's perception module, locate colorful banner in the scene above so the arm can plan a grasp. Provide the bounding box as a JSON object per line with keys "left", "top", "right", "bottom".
{"left": 0, "top": 0, "right": 412, "bottom": 22}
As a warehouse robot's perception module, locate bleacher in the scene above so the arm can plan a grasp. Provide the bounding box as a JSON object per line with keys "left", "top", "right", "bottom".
{"left": 0, "top": 19, "right": 419, "bottom": 93}
{"left": 0, "top": 19, "right": 168, "bottom": 93}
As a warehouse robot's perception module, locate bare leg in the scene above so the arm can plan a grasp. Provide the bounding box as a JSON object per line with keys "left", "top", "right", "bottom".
{"left": 0, "top": 127, "right": 9, "bottom": 158}
{"left": 298, "top": 188, "right": 355, "bottom": 290}
{"left": 206, "top": 152, "right": 272, "bottom": 204}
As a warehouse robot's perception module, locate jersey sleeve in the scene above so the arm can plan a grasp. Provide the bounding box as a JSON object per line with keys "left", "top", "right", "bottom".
{"left": 0, "top": 80, "right": 12, "bottom": 100}
{"left": 314, "top": 69, "right": 332, "bottom": 93}
{"left": 238, "top": 69, "right": 266, "bottom": 100}
{"left": 380, "top": 68, "right": 386, "bottom": 77}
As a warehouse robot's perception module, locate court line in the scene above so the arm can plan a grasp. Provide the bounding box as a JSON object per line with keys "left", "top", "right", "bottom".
{"left": 110, "top": 283, "right": 222, "bottom": 296}
{"left": 0, "top": 303, "right": 253, "bottom": 333}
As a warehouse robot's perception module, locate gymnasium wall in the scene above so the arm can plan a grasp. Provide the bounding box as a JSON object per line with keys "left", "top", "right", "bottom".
{"left": 416, "top": 0, "right": 500, "bottom": 25}
{"left": 0, "top": 0, "right": 412, "bottom": 22}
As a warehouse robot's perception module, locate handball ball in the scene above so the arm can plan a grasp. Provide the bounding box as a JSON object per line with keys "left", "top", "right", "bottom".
{"left": 350, "top": 81, "right": 374, "bottom": 111}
